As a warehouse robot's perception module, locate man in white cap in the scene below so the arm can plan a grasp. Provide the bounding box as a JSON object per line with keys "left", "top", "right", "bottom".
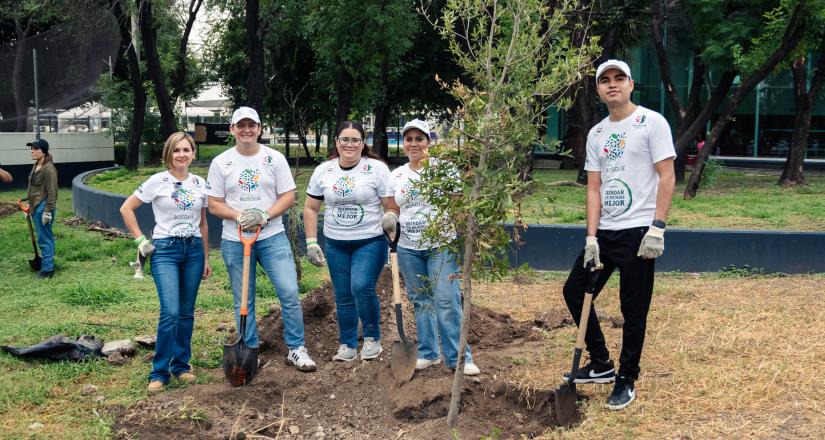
{"left": 206, "top": 106, "right": 317, "bottom": 371}
{"left": 560, "top": 60, "right": 675, "bottom": 410}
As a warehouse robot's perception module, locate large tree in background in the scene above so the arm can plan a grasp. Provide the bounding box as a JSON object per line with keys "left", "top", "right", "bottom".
{"left": 245, "top": 0, "right": 265, "bottom": 112}
{"left": 110, "top": 0, "right": 145, "bottom": 171}
{"left": 780, "top": 1, "right": 825, "bottom": 186}
{"left": 684, "top": 0, "right": 808, "bottom": 197}
{"left": 139, "top": 0, "right": 177, "bottom": 139}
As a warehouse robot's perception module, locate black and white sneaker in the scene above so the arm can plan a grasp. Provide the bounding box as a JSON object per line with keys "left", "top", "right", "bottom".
{"left": 605, "top": 375, "right": 635, "bottom": 410}
{"left": 562, "top": 359, "right": 615, "bottom": 384}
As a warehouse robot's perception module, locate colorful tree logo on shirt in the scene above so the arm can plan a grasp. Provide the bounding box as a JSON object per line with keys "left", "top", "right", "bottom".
{"left": 238, "top": 168, "right": 261, "bottom": 192}
{"left": 333, "top": 175, "right": 356, "bottom": 197}
{"left": 173, "top": 187, "right": 196, "bottom": 210}
{"left": 400, "top": 180, "right": 419, "bottom": 202}
{"left": 603, "top": 132, "right": 627, "bottom": 161}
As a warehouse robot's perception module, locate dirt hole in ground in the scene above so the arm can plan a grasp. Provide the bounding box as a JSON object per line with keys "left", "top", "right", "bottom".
{"left": 113, "top": 269, "right": 579, "bottom": 439}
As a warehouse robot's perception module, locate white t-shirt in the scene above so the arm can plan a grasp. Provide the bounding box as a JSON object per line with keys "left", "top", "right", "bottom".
{"left": 391, "top": 161, "right": 458, "bottom": 250}
{"left": 584, "top": 106, "right": 676, "bottom": 230}
{"left": 306, "top": 157, "right": 393, "bottom": 240}
{"left": 133, "top": 171, "right": 207, "bottom": 239}
{"left": 205, "top": 145, "right": 296, "bottom": 242}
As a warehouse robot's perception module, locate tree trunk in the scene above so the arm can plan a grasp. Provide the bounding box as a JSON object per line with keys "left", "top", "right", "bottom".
{"left": 335, "top": 68, "right": 354, "bottom": 126}
{"left": 12, "top": 16, "right": 34, "bottom": 132}
{"left": 685, "top": 4, "right": 807, "bottom": 198}
{"left": 171, "top": 0, "right": 203, "bottom": 102}
{"left": 780, "top": 58, "right": 811, "bottom": 185}
{"left": 139, "top": 0, "right": 177, "bottom": 140}
{"left": 298, "top": 129, "right": 312, "bottom": 159}
{"left": 315, "top": 123, "right": 322, "bottom": 155}
{"left": 373, "top": 58, "right": 390, "bottom": 159}
{"left": 112, "top": 0, "right": 146, "bottom": 171}
{"left": 245, "top": 0, "right": 264, "bottom": 112}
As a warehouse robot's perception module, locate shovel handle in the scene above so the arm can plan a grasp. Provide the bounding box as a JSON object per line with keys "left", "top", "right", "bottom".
{"left": 384, "top": 221, "right": 401, "bottom": 253}
{"left": 575, "top": 264, "right": 602, "bottom": 351}
{"left": 237, "top": 225, "right": 260, "bottom": 317}
{"left": 17, "top": 199, "right": 30, "bottom": 214}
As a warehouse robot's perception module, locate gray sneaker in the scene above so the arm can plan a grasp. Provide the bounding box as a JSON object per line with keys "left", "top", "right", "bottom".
{"left": 360, "top": 337, "right": 383, "bottom": 360}
{"left": 332, "top": 344, "right": 357, "bottom": 362}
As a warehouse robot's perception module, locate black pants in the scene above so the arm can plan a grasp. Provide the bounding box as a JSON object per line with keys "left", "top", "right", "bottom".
{"left": 562, "top": 227, "right": 655, "bottom": 380}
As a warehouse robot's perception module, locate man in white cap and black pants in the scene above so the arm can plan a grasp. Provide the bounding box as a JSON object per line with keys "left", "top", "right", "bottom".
{"left": 206, "top": 106, "right": 317, "bottom": 371}
{"left": 561, "top": 60, "right": 675, "bottom": 410}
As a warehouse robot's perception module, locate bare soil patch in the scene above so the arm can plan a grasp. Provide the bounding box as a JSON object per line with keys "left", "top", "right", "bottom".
{"left": 0, "top": 201, "right": 19, "bottom": 218}
{"left": 113, "top": 270, "right": 575, "bottom": 439}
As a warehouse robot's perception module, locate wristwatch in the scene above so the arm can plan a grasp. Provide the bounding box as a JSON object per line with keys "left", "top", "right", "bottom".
{"left": 652, "top": 219, "right": 666, "bottom": 229}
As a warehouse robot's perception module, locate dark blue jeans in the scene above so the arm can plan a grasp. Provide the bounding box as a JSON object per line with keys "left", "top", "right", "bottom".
{"left": 149, "top": 236, "right": 204, "bottom": 383}
{"left": 325, "top": 235, "right": 388, "bottom": 348}
{"left": 32, "top": 200, "right": 55, "bottom": 272}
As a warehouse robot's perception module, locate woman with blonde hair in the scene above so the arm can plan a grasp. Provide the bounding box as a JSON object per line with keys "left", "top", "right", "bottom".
{"left": 120, "top": 132, "right": 212, "bottom": 393}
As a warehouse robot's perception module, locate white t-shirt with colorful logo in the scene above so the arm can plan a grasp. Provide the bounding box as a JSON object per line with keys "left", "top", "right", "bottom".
{"left": 584, "top": 106, "right": 676, "bottom": 230}
{"left": 306, "top": 157, "right": 393, "bottom": 240}
{"left": 391, "top": 161, "right": 458, "bottom": 250}
{"left": 205, "top": 145, "right": 296, "bottom": 242}
{"left": 133, "top": 171, "right": 207, "bottom": 239}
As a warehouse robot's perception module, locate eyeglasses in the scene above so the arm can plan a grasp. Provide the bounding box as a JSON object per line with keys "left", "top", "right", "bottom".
{"left": 171, "top": 181, "right": 182, "bottom": 199}
{"left": 337, "top": 137, "right": 364, "bottom": 146}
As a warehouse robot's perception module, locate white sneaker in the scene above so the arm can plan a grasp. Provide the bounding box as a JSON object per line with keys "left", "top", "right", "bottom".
{"left": 286, "top": 346, "right": 317, "bottom": 372}
{"left": 332, "top": 344, "right": 357, "bottom": 362}
{"left": 360, "top": 337, "right": 383, "bottom": 360}
{"left": 415, "top": 358, "right": 442, "bottom": 370}
{"left": 464, "top": 362, "right": 480, "bottom": 376}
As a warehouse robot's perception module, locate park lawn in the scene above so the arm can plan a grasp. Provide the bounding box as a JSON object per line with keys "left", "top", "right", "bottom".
{"left": 90, "top": 166, "right": 825, "bottom": 231}
{"left": 0, "top": 189, "right": 327, "bottom": 439}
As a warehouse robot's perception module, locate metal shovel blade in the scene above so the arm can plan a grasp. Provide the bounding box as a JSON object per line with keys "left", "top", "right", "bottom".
{"left": 390, "top": 339, "right": 417, "bottom": 383}
{"left": 554, "top": 381, "right": 578, "bottom": 427}
{"left": 29, "top": 255, "right": 42, "bottom": 271}
{"left": 222, "top": 315, "right": 259, "bottom": 387}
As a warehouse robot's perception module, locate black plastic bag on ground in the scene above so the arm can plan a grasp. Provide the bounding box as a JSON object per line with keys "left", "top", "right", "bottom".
{"left": 1, "top": 335, "right": 104, "bottom": 361}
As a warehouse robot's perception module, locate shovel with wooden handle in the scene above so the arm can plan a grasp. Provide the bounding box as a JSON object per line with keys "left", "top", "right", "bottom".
{"left": 555, "top": 262, "right": 603, "bottom": 427}
{"left": 223, "top": 225, "right": 261, "bottom": 387}
{"left": 385, "top": 222, "right": 416, "bottom": 384}
{"left": 17, "top": 199, "right": 42, "bottom": 271}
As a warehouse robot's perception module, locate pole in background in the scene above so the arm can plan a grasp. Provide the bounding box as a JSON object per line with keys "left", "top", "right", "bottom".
{"left": 33, "top": 49, "right": 40, "bottom": 139}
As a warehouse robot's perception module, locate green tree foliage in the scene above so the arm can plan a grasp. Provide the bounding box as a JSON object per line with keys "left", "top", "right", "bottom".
{"left": 418, "top": 0, "right": 599, "bottom": 427}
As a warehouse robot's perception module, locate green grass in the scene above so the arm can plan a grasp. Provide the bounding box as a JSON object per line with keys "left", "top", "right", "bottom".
{"left": 0, "top": 189, "right": 327, "bottom": 438}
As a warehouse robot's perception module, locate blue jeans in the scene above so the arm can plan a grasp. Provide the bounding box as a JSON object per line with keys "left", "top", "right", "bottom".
{"left": 149, "top": 236, "right": 204, "bottom": 383}
{"left": 397, "top": 247, "right": 473, "bottom": 367}
{"left": 32, "top": 200, "right": 55, "bottom": 272}
{"left": 221, "top": 232, "right": 304, "bottom": 349}
{"left": 325, "top": 235, "right": 388, "bottom": 348}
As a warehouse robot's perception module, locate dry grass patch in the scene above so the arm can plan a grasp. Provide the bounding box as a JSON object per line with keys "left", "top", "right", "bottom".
{"left": 474, "top": 273, "right": 825, "bottom": 439}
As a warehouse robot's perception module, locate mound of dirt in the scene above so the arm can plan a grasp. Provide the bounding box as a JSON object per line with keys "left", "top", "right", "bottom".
{"left": 114, "top": 269, "right": 571, "bottom": 439}
{"left": 0, "top": 201, "right": 20, "bottom": 218}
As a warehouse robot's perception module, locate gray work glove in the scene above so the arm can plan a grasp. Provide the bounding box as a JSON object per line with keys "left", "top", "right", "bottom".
{"left": 583, "top": 236, "right": 600, "bottom": 268}
{"left": 637, "top": 225, "right": 665, "bottom": 259}
{"left": 238, "top": 208, "right": 269, "bottom": 231}
{"left": 306, "top": 238, "right": 326, "bottom": 267}
{"left": 41, "top": 212, "right": 52, "bottom": 225}
{"left": 135, "top": 235, "right": 155, "bottom": 258}
{"left": 381, "top": 212, "right": 398, "bottom": 237}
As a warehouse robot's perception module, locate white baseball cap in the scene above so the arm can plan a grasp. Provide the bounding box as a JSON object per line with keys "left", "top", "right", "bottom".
{"left": 400, "top": 119, "right": 431, "bottom": 140}
{"left": 231, "top": 106, "right": 261, "bottom": 125}
{"left": 595, "top": 59, "right": 632, "bottom": 81}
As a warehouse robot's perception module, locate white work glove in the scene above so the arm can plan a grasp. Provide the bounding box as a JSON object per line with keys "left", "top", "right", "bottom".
{"left": 583, "top": 236, "right": 600, "bottom": 268}
{"left": 306, "top": 238, "right": 326, "bottom": 267}
{"left": 41, "top": 212, "right": 52, "bottom": 225}
{"left": 381, "top": 212, "right": 398, "bottom": 237}
{"left": 238, "top": 208, "right": 269, "bottom": 231}
{"left": 637, "top": 225, "right": 665, "bottom": 259}
{"left": 135, "top": 235, "right": 155, "bottom": 258}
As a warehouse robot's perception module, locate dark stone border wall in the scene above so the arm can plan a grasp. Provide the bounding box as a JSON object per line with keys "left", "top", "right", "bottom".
{"left": 74, "top": 168, "right": 825, "bottom": 274}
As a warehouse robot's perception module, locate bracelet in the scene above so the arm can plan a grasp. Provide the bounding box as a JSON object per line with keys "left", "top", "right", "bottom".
{"left": 135, "top": 235, "right": 147, "bottom": 244}
{"left": 306, "top": 238, "right": 317, "bottom": 245}
{"left": 652, "top": 219, "right": 666, "bottom": 229}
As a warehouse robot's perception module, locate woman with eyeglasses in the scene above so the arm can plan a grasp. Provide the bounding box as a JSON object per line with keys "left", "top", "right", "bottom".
{"left": 390, "top": 119, "right": 479, "bottom": 376}
{"left": 303, "top": 121, "right": 400, "bottom": 362}
{"left": 120, "top": 132, "right": 212, "bottom": 394}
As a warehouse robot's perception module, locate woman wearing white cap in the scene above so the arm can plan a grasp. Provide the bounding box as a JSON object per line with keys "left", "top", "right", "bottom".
{"left": 390, "top": 119, "right": 479, "bottom": 376}
{"left": 303, "top": 120, "right": 399, "bottom": 362}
